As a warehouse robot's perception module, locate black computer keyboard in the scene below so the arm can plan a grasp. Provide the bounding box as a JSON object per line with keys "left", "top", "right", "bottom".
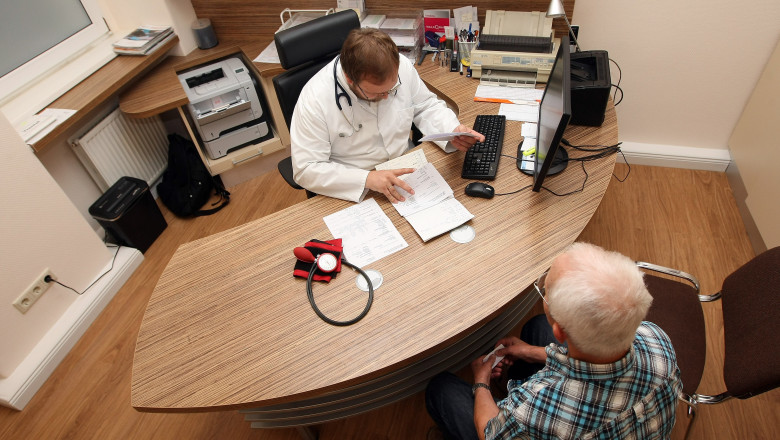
{"left": 461, "top": 114, "right": 506, "bottom": 180}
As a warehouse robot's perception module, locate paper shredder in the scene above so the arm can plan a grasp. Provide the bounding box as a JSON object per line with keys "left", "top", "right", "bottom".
{"left": 89, "top": 176, "right": 167, "bottom": 253}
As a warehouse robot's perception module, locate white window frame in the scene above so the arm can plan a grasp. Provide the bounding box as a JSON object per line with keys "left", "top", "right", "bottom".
{"left": 0, "top": 0, "right": 110, "bottom": 102}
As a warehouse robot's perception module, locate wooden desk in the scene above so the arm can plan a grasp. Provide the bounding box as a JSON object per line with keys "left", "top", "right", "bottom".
{"left": 131, "top": 60, "right": 618, "bottom": 431}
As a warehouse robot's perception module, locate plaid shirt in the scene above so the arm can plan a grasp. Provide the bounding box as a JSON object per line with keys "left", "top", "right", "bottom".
{"left": 485, "top": 322, "right": 681, "bottom": 440}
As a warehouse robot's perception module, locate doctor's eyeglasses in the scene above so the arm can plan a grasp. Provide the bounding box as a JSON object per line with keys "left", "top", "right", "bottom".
{"left": 533, "top": 270, "right": 549, "bottom": 305}
{"left": 356, "top": 75, "right": 402, "bottom": 99}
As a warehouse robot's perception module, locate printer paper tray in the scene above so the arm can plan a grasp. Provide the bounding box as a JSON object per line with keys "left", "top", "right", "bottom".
{"left": 196, "top": 100, "right": 252, "bottom": 125}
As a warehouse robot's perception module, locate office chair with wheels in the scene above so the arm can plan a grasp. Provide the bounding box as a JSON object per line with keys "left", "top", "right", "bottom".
{"left": 638, "top": 246, "right": 780, "bottom": 439}
{"left": 273, "top": 9, "right": 361, "bottom": 198}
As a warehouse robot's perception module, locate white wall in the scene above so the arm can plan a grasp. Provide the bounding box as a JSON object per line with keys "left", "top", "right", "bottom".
{"left": 0, "top": 113, "right": 111, "bottom": 378}
{"left": 573, "top": 0, "right": 780, "bottom": 153}
{"left": 0, "top": 0, "right": 191, "bottom": 399}
{"left": 728, "top": 40, "right": 780, "bottom": 250}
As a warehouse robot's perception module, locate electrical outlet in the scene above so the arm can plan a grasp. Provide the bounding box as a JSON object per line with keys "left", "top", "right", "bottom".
{"left": 13, "top": 269, "right": 55, "bottom": 314}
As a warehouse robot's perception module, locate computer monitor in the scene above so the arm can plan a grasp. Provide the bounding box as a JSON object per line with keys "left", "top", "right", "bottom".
{"left": 517, "top": 36, "right": 572, "bottom": 192}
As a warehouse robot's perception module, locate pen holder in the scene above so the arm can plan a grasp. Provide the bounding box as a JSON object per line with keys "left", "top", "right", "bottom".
{"left": 192, "top": 18, "right": 218, "bottom": 49}
{"left": 458, "top": 41, "right": 478, "bottom": 68}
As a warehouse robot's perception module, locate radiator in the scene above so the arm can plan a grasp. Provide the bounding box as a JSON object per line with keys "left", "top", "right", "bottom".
{"left": 71, "top": 108, "right": 168, "bottom": 192}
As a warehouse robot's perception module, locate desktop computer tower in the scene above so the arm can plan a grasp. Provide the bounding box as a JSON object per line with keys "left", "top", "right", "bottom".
{"left": 89, "top": 176, "right": 167, "bottom": 253}
{"left": 570, "top": 50, "right": 611, "bottom": 127}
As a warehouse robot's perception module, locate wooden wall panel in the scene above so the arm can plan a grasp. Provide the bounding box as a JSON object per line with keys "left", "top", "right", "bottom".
{"left": 191, "top": 0, "right": 575, "bottom": 44}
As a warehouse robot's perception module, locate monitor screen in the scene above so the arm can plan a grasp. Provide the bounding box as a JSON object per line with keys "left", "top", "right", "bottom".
{"left": 528, "top": 36, "right": 572, "bottom": 192}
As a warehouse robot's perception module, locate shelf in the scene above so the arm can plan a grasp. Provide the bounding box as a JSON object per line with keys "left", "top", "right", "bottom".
{"left": 121, "top": 44, "right": 291, "bottom": 178}
{"left": 178, "top": 107, "right": 285, "bottom": 176}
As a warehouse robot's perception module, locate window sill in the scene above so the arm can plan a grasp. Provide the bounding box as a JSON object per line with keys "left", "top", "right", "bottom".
{"left": 4, "top": 34, "right": 179, "bottom": 153}
{"left": 1, "top": 31, "right": 124, "bottom": 125}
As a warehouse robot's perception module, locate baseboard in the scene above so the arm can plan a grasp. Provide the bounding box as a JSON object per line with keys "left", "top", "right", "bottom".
{"left": 617, "top": 142, "right": 732, "bottom": 172}
{"left": 0, "top": 246, "right": 143, "bottom": 410}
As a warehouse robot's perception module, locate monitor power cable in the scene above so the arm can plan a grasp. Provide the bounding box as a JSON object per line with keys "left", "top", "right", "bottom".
{"left": 609, "top": 58, "right": 624, "bottom": 106}
{"left": 494, "top": 139, "right": 630, "bottom": 197}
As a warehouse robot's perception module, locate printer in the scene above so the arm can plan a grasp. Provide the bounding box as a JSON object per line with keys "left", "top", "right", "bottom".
{"left": 470, "top": 11, "right": 558, "bottom": 85}
{"left": 178, "top": 57, "right": 272, "bottom": 160}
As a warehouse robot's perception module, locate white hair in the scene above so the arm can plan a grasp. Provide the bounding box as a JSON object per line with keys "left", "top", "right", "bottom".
{"left": 546, "top": 242, "right": 652, "bottom": 359}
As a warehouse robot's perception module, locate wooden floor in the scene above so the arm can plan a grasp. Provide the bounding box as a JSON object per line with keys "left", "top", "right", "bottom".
{"left": 1, "top": 164, "right": 778, "bottom": 439}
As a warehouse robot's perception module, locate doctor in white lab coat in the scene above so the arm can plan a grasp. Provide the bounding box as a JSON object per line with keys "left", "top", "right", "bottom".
{"left": 290, "top": 28, "right": 484, "bottom": 203}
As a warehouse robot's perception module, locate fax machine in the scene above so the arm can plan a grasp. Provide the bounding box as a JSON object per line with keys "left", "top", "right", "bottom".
{"left": 470, "top": 10, "right": 558, "bottom": 85}
{"left": 178, "top": 57, "right": 272, "bottom": 159}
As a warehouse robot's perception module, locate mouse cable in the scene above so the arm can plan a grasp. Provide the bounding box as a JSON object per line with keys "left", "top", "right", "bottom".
{"left": 45, "top": 244, "right": 121, "bottom": 295}
{"left": 492, "top": 154, "right": 534, "bottom": 196}
{"left": 609, "top": 58, "right": 624, "bottom": 106}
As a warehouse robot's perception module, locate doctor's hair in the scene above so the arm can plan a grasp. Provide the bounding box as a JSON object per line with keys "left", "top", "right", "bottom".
{"left": 545, "top": 242, "right": 652, "bottom": 359}
{"left": 340, "top": 28, "right": 400, "bottom": 84}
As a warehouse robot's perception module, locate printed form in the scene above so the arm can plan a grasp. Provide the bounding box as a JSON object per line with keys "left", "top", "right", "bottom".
{"left": 323, "top": 198, "right": 408, "bottom": 268}
{"left": 393, "top": 163, "right": 474, "bottom": 241}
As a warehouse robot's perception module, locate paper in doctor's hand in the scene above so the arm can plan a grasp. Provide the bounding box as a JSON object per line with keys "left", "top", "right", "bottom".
{"left": 419, "top": 132, "right": 481, "bottom": 142}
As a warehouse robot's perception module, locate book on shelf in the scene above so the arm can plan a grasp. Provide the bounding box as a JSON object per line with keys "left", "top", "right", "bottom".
{"left": 113, "top": 25, "right": 174, "bottom": 55}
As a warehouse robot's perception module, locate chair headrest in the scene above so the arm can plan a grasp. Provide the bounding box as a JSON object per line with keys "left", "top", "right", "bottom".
{"left": 274, "top": 10, "right": 361, "bottom": 70}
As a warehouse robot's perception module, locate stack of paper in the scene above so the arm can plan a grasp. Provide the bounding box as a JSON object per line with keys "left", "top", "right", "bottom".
{"left": 113, "top": 25, "right": 174, "bottom": 55}
{"left": 392, "top": 163, "right": 474, "bottom": 242}
{"left": 361, "top": 15, "right": 386, "bottom": 28}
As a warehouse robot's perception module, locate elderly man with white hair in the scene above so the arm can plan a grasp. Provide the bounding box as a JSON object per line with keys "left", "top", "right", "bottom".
{"left": 426, "top": 242, "right": 682, "bottom": 440}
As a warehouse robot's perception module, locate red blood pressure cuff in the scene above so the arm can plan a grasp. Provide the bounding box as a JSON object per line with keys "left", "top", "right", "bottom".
{"left": 293, "top": 239, "right": 343, "bottom": 282}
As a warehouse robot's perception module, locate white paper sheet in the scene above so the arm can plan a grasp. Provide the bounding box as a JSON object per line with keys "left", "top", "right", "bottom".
{"left": 393, "top": 163, "right": 453, "bottom": 217}
{"left": 254, "top": 42, "right": 280, "bottom": 64}
{"left": 475, "top": 84, "right": 544, "bottom": 102}
{"left": 499, "top": 103, "right": 539, "bottom": 123}
{"left": 419, "top": 132, "right": 480, "bottom": 142}
{"left": 17, "top": 108, "right": 77, "bottom": 145}
{"left": 405, "top": 198, "right": 474, "bottom": 242}
{"left": 375, "top": 149, "right": 428, "bottom": 172}
{"left": 391, "top": 163, "right": 474, "bottom": 242}
{"left": 323, "top": 198, "right": 408, "bottom": 268}
{"left": 522, "top": 122, "right": 538, "bottom": 138}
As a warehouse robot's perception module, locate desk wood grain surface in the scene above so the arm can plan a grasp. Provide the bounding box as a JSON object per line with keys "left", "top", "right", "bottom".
{"left": 131, "top": 60, "right": 618, "bottom": 412}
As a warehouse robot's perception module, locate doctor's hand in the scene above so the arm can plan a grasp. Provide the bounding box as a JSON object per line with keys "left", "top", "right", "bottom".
{"left": 451, "top": 124, "right": 485, "bottom": 152}
{"left": 366, "top": 169, "right": 415, "bottom": 203}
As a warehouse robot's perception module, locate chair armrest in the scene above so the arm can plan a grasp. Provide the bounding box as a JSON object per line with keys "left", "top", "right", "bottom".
{"left": 636, "top": 261, "right": 720, "bottom": 302}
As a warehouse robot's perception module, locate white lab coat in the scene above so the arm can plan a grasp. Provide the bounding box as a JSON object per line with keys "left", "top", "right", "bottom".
{"left": 290, "top": 54, "right": 461, "bottom": 202}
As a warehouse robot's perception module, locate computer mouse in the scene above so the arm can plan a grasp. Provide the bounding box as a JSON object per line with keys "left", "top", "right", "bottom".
{"left": 465, "top": 182, "right": 495, "bottom": 199}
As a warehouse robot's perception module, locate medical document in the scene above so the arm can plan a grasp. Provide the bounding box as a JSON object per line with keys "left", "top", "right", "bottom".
{"left": 375, "top": 149, "right": 428, "bottom": 172}
{"left": 419, "top": 132, "right": 480, "bottom": 142}
{"left": 392, "top": 163, "right": 474, "bottom": 241}
{"left": 323, "top": 198, "right": 408, "bottom": 268}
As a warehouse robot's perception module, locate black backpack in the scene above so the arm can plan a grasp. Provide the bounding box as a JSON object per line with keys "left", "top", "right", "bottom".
{"left": 158, "top": 134, "right": 230, "bottom": 217}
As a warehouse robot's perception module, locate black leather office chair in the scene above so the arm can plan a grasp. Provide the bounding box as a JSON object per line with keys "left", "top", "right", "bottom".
{"left": 273, "top": 10, "right": 361, "bottom": 198}
{"left": 638, "top": 246, "right": 780, "bottom": 439}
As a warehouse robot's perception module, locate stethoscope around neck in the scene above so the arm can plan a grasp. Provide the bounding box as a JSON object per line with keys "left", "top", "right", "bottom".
{"left": 333, "top": 56, "right": 362, "bottom": 137}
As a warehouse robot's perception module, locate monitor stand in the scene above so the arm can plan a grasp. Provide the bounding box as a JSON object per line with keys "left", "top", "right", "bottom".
{"left": 517, "top": 143, "right": 569, "bottom": 176}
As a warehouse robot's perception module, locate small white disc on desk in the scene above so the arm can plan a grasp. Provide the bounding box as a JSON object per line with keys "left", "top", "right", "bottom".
{"left": 356, "top": 269, "right": 383, "bottom": 292}
{"left": 450, "top": 225, "right": 476, "bottom": 243}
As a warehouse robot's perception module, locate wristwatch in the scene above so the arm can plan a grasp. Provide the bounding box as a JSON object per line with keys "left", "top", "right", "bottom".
{"left": 472, "top": 382, "right": 490, "bottom": 396}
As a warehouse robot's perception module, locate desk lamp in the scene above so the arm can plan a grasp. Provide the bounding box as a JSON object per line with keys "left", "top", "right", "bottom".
{"left": 546, "top": 0, "right": 581, "bottom": 52}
